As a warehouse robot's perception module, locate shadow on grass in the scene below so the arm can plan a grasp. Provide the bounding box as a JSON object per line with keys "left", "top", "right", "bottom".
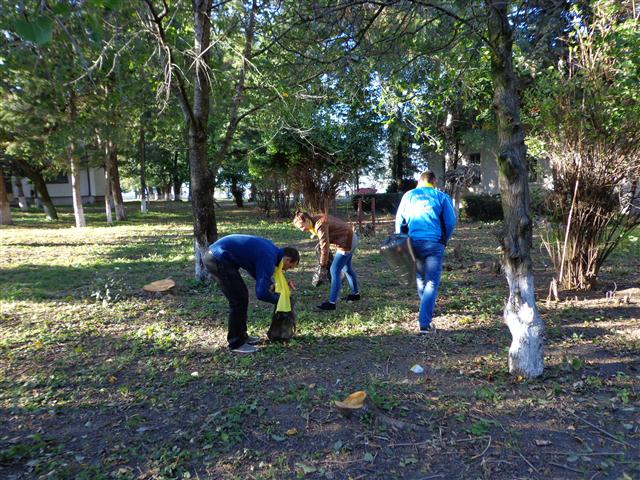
{"left": 1, "top": 324, "right": 638, "bottom": 480}
{"left": 0, "top": 259, "right": 190, "bottom": 302}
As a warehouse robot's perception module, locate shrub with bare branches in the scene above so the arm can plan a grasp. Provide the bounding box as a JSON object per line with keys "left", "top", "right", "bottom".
{"left": 527, "top": 1, "right": 640, "bottom": 289}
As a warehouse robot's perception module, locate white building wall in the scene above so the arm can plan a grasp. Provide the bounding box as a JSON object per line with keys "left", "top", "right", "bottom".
{"left": 11, "top": 167, "right": 105, "bottom": 205}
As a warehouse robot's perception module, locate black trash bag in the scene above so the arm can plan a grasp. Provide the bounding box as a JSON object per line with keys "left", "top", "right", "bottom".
{"left": 380, "top": 234, "right": 416, "bottom": 288}
{"left": 268, "top": 299, "right": 296, "bottom": 342}
{"left": 312, "top": 244, "right": 334, "bottom": 287}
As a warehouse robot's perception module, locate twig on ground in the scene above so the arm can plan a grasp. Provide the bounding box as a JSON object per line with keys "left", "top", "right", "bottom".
{"left": 517, "top": 450, "right": 539, "bottom": 474}
{"left": 549, "top": 462, "right": 583, "bottom": 474}
{"left": 320, "top": 458, "right": 361, "bottom": 465}
{"left": 388, "top": 438, "right": 432, "bottom": 448}
{"left": 415, "top": 475, "right": 445, "bottom": 479}
{"left": 454, "top": 435, "right": 491, "bottom": 443}
{"left": 470, "top": 436, "right": 491, "bottom": 460}
{"left": 570, "top": 411, "right": 632, "bottom": 448}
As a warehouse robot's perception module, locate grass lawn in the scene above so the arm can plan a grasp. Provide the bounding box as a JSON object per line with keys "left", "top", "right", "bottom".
{"left": 1, "top": 201, "right": 639, "bottom": 480}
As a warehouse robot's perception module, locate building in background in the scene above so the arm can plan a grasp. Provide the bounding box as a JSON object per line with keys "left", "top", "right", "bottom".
{"left": 10, "top": 167, "right": 105, "bottom": 206}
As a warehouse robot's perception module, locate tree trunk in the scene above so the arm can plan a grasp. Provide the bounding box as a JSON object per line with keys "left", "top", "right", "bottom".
{"left": 188, "top": 0, "right": 217, "bottom": 279}
{"left": 139, "top": 119, "right": 148, "bottom": 213}
{"left": 12, "top": 160, "right": 58, "bottom": 220}
{"left": 104, "top": 166, "right": 113, "bottom": 225}
{"left": 173, "top": 150, "right": 181, "bottom": 201}
{"left": 105, "top": 140, "right": 126, "bottom": 220}
{"left": 230, "top": 177, "right": 244, "bottom": 207}
{"left": 144, "top": 0, "right": 219, "bottom": 279}
{"left": 12, "top": 175, "right": 28, "bottom": 211}
{"left": 67, "top": 89, "right": 86, "bottom": 228}
{"left": 488, "top": 1, "right": 544, "bottom": 379}
{"left": 69, "top": 152, "right": 86, "bottom": 228}
{"left": 0, "top": 169, "right": 13, "bottom": 225}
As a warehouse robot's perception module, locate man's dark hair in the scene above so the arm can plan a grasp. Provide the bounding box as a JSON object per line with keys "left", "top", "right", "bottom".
{"left": 283, "top": 247, "right": 300, "bottom": 264}
{"left": 420, "top": 171, "right": 437, "bottom": 184}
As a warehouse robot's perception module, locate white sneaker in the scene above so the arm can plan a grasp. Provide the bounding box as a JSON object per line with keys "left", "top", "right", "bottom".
{"left": 231, "top": 343, "right": 258, "bottom": 354}
{"left": 418, "top": 326, "right": 436, "bottom": 335}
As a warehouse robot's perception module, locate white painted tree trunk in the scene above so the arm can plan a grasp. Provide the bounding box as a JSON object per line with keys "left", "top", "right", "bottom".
{"left": 504, "top": 263, "right": 544, "bottom": 377}
{"left": 140, "top": 197, "right": 148, "bottom": 213}
{"left": 104, "top": 168, "right": 113, "bottom": 226}
{"left": 69, "top": 155, "right": 86, "bottom": 228}
{"left": 0, "top": 169, "right": 13, "bottom": 225}
{"left": 194, "top": 239, "right": 211, "bottom": 281}
{"left": 488, "top": 0, "right": 544, "bottom": 378}
{"left": 13, "top": 176, "right": 28, "bottom": 211}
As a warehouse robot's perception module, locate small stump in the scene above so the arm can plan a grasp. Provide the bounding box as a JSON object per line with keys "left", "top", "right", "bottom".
{"left": 335, "top": 390, "right": 408, "bottom": 430}
{"left": 142, "top": 278, "right": 176, "bottom": 297}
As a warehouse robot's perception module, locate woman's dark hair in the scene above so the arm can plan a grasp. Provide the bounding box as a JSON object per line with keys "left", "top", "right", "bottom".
{"left": 283, "top": 247, "right": 300, "bottom": 264}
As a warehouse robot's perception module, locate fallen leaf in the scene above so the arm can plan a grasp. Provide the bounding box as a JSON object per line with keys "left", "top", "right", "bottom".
{"left": 271, "top": 434, "right": 286, "bottom": 442}
{"left": 363, "top": 452, "right": 374, "bottom": 462}
{"left": 534, "top": 439, "right": 552, "bottom": 446}
{"left": 335, "top": 390, "right": 367, "bottom": 410}
{"left": 286, "top": 428, "right": 298, "bottom": 436}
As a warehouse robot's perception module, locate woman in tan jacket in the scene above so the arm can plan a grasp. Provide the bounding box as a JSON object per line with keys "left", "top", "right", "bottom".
{"left": 293, "top": 210, "right": 360, "bottom": 311}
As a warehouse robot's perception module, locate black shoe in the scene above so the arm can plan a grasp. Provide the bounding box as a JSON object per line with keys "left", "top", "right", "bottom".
{"left": 342, "top": 293, "right": 360, "bottom": 302}
{"left": 315, "top": 301, "right": 336, "bottom": 311}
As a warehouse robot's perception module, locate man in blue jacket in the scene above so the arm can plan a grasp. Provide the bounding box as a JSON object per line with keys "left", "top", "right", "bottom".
{"left": 395, "top": 171, "right": 457, "bottom": 334}
{"left": 203, "top": 235, "right": 299, "bottom": 353}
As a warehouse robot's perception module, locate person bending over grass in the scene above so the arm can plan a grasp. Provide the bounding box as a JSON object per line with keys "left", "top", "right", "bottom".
{"left": 293, "top": 210, "right": 360, "bottom": 311}
{"left": 203, "top": 235, "right": 299, "bottom": 353}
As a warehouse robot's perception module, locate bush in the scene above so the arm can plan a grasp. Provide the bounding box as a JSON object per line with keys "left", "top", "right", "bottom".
{"left": 462, "top": 193, "right": 503, "bottom": 221}
{"left": 386, "top": 179, "right": 418, "bottom": 193}
{"left": 529, "top": 185, "right": 556, "bottom": 218}
{"left": 351, "top": 193, "right": 403, "bottom": 214}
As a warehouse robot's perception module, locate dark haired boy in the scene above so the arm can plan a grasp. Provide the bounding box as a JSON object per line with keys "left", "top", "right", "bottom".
{"left": 203, "top": 234, "right": 299, "bottom": 353}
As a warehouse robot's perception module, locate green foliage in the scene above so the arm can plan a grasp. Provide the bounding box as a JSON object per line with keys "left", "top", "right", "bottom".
{"left": 14, "top": 17, "right": 53, "bottom": 45}
{"left": 351, "top": 193, "right": 403, "bottom": 214}
{"left": 461, "top": 194, "right": 503, "bottom": 222}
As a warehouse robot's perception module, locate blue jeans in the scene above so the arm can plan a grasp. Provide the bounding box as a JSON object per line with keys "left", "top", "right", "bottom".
{"left": 328, "top": 235, "right": 359, "bottom": 303}
{"left": 412, "top": 240, "right": 445, "bottom": 329}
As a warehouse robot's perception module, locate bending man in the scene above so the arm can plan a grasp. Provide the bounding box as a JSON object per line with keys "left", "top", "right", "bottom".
{"left": 203, "top": 234, "right": 299, "bottom": 353}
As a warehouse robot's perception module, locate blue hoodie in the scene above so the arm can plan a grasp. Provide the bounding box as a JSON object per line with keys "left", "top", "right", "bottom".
{"left": 395, "top": 186, "right": 457, "bottom": 244}
{"left": 209, "top": 234, "right": 283, "bottom": 304}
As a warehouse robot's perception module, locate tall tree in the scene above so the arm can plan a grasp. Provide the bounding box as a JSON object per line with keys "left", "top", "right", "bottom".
{"left": 142, "top": 0, "right": 217, "bottom": 279}
{"left": 487, "top": 0, "right": 544, "bottom": 377}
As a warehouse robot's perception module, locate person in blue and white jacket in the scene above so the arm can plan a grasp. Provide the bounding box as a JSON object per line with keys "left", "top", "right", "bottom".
{"left": 395, "top": 171, "right": 457, "bottom": 334}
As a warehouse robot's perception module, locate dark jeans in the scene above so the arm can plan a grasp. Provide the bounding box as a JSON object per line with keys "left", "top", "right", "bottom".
{"left": 203, "top": 251, "right": 249, "bottom": 349}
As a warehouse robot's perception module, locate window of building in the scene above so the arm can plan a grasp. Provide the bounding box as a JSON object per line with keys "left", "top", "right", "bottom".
{"left": 49, "top": 173, "right": 69, "bottom": 184}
